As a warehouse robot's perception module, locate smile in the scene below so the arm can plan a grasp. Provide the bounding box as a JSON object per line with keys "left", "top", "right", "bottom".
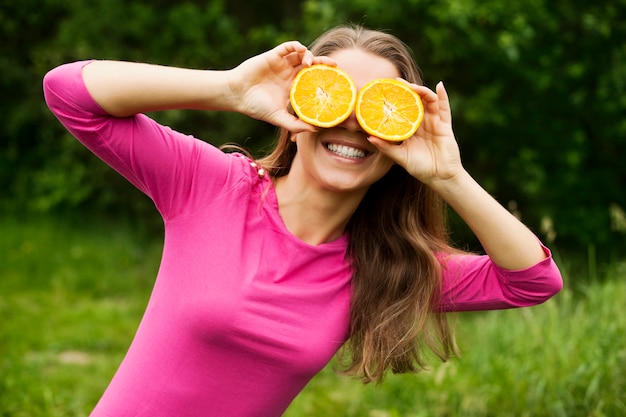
{"left": 325, "top": 143, "right": 367, "bottom": 159}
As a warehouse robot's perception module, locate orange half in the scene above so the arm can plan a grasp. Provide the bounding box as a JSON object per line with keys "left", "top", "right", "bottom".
{"left": 290, "top": 65, "right": 357, "bottom": 128}
{"left": 355, "top": 79, "right": 424, "bottom": 141}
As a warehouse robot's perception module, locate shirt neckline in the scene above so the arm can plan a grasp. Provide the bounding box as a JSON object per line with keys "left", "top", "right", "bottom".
{"left": 261, "top": 176, "right": 349, "bottom": 250}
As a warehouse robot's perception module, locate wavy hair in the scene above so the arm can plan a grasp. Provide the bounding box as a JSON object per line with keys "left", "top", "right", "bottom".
{"left": 257, "top": 25, "right": 458, "bottom": 383}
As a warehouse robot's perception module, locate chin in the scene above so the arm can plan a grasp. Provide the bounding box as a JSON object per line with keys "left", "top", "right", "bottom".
{"left": 318, "top": 174, "right": 376, "bottom": 195}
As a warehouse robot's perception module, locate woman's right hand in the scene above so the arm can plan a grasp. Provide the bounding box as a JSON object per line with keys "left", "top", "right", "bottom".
{"left": 227, "top": 41, "right": 336, "bottom": 133}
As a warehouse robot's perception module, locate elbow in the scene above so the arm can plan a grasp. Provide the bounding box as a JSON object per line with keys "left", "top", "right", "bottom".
{"left": 42, "top": 68, "right": 56, "bottom": 106}
{"left": 497, "top": 252, "right": 564, "bottom": 307}
{"left": 537, "top": 248, "right": 563, "bottom": 303}
{"left": 42, "top": 65, "right": 66, "bottom": 113}
{"left": 539, "top": 259, "right": 564, "bottom": 302}
{"left": 510, "top": 269, "right": 564, "bottom": 307}
{"left": 538, "top": 272, "right": 563, "bottom": 303}
{"left": 513, "top": 247, "right": 564, "bottom": 306}
{"left": 43, "top": 61, "right": 92, "bottom": 113}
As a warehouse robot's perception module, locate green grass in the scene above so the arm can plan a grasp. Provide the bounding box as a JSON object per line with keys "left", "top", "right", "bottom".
{"left": 1, "top": 214, "right": 625, "bottom": 416}
{"left": 0, "top": 214, "right": 159, "bottom": 416}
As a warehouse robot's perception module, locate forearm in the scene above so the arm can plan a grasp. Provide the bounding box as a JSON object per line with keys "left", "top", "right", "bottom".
{"left": 432, "top": 170, "right": 547, "bottom": 270}
{"left": 81, "top": 60, "right": 237, "bottom": 117}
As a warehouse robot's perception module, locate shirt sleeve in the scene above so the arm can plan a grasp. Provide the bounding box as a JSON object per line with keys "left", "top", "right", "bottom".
{"left": 438, "top": 243, "right": 563, "bottom": 312}
{"left": 43, "top": 60, "right": 235, "bottom": 221}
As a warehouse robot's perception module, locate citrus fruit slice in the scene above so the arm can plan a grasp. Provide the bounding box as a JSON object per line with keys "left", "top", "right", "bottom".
{"left": 290, "top": 64, "right": 357, "bottom": 128}
{"left": 355, "top": 79, "right": 424, "bottom": 141}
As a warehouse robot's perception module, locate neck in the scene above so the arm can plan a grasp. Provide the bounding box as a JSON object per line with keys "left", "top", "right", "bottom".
{"left": 274, "top": 174, "right": 366, "bottom": 246}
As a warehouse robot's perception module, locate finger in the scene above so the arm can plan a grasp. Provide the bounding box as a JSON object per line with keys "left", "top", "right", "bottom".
{"left": 436, "top": 81, "right": 452, "bottom": 124}
{"left": 395, "top": 80, "right": 436, "bottom": 99}
{"left": 302, "top": 50, "right": 314, "bottom": 67}
{"left": 273, "top": 112, "right": 318, "bottom": 133}
{"left": 413, "top": 85, "right": 440, "bottom": 114}
{"left": 412, "top": 84, "right": 438, "bottom": 101}
{"left": 366, "top": 136, "right": 406, "bottom": 165}
{"left": 273, "top": 41, "right": 311, "bottom": 67}
{"left": 295, "top": 50, "right": 337, "bottom": 68}
{"left": 273, "top": 41, "right": 307, "bottom": 59}
{"left": 311, "top": 56, "right": 337, "bottom": 66}
{"left": 397, "top": 80, "right": 440, "bottom": 116}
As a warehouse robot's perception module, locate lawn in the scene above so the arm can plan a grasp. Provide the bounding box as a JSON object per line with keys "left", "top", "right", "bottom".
{"left": 1, "top": 214, "right": 624, "bottom": 416}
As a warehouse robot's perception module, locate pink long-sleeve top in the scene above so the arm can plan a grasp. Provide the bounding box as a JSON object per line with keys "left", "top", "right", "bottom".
{"left": 43, "top": 61, "right": 562, "bottom": 417}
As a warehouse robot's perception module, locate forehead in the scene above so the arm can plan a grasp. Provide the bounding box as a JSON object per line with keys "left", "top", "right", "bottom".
{"left": 328, "top": 48, "right": 400, "bottom": 90}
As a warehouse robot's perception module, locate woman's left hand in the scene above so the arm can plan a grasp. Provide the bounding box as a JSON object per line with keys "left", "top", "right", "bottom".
{"left": 367, "top": 82, "right": 464, "bottom": 186}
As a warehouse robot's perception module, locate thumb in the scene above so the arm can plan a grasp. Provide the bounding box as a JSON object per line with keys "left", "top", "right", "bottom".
{"left": 272, "top": 112, "right": 318, "bottom": 133}
{"left": 367, "top": 136, "right": 406, "bottom": 165}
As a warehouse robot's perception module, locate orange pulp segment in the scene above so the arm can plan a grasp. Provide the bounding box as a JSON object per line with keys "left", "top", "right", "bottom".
{"left": 290, "top": 65, "right": 357, "bottom": 128}
{"left": 355, "top": 79, "right": 424, "bottom": 141}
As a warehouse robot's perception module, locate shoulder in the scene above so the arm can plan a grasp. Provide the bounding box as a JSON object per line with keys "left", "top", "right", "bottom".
{"left": 165, "top": 149, "right": 271, "bottom": 217}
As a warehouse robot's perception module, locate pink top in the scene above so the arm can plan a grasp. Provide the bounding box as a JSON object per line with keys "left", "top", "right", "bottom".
{"left": 43, "top": 61, "right": 562, "bottom": 417}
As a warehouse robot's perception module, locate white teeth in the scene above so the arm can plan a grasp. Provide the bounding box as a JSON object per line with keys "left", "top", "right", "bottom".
{"left": 326, "top": 143, "right": 366, "bottom": 159}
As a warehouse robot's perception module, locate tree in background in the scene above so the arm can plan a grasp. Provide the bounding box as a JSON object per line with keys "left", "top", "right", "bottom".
{"left": 2, "top": 0, "right": 624, "bottom": 260}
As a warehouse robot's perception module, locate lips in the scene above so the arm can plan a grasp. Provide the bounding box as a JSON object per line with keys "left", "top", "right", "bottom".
{"left": 325, "top": 143, "right": 368, "bottom": 159}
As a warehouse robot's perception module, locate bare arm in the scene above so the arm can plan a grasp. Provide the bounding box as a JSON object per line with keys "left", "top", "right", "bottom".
{"left": 81, "top": 41, "right": 336, "bottom": 132}
{"left": 82, "top": 62, "right": 236, "bottom": 117}
{"left": 430, "top": 170, "right": 546, "bottom": 269}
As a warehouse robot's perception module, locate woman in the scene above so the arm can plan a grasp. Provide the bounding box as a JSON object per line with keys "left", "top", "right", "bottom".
{"left": 43, "top": 25, "right": 562, "bottom": 417}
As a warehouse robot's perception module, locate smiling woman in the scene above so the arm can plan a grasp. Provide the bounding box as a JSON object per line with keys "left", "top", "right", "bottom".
{"left": 42, "top": 24, "right": 561, "bottom": 417}
{"left": 274, "top": 48, "right": 400, "bottom": 206}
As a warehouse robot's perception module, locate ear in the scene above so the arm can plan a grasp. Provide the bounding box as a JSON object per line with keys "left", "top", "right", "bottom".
{"left": 289, "top": 132, "right": 298, "bottom": 143}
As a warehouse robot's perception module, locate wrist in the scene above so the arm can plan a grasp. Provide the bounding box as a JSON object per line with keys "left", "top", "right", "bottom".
{"left": 221, "top": 68, "right": 247, "bottom": 114}
{"left": 428, "top": 169, "right": 473, "bottom": 197}
{"left": 192, "top": 68, "right": 240, "bottom": 113}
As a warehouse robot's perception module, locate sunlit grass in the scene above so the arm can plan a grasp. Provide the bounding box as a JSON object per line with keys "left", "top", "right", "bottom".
{"left": 0, "top": 214, "right": 159, "bottom": 416}
{"left": 1, "top": 215, "right": 624, "bottom": 416}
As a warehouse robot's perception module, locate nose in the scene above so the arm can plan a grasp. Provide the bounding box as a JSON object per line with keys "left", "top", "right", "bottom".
{"left": 338, "top": 109, "right": 362, "bottom": 132}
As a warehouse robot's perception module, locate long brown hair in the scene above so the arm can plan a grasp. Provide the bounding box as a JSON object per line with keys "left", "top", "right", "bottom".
{"left": 258, "top": 25, "right": 458, "bottom": 383}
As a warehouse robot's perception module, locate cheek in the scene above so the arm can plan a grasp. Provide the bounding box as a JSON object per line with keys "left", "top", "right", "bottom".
{"left": 291, "top": 133, "right": 322, "bottom": 167}
{"left": 292, "top": 131, "right": 318, "bottom": 146}
{"left": 375, "top": 159, "right": 396, "bottom": 182}
{"left": 376, "top": 156, "right": 395, "bottom": 175}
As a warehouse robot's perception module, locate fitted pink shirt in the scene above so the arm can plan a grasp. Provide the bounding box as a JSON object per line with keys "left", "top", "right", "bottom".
{"left": 43, "top": 61, "right": 562, "bottom": 417}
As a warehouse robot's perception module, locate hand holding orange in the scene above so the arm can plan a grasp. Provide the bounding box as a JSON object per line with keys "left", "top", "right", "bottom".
{"left": 289, "top": 65, "right": 424, "bottom": 141}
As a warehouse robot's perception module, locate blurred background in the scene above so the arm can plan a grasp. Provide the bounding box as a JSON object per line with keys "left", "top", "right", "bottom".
{"left": 1, "top": 0, "right": 625, "bottom": 416}
{"left": 3, "top": 0, "right": 625, "bottom": 256}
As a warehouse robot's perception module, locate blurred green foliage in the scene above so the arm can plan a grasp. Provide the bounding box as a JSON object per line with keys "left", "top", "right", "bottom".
{"left": 1, "top": 0, "right": 625, "bottom": 256}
